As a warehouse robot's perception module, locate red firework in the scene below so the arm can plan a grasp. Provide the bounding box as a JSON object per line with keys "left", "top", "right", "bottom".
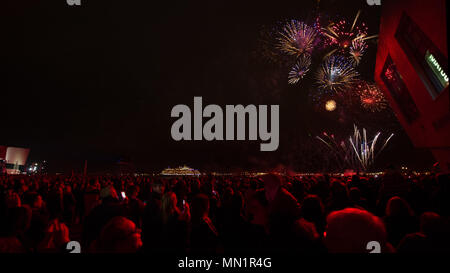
{"left": 357, "top": 82, "right": 388, "bottom": 112}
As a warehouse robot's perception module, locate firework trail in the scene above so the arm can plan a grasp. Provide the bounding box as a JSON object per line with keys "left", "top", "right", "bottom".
{"left": 316, "top": 55, "right": 359, "bottom": 93}
{"left": 277, "top": 20, "right": 321, "bottom": 57}
{"left": 348, "top": 125, "right": 394, "bottom": 171}
{"left": 317, "top": 125, "right": 394, "bottom": 171}
{"left": 288, "top": 54, "right": 312, "bottom": 84}
{"left": 316, "top": 132, "right": 356, "bottom": 171}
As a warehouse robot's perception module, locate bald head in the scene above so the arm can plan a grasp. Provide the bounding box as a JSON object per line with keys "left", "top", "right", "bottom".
{"left": 325, "top": 208, "right": 388, "bottom": 253}
{"left": 97, "top": 216, "right": 142, "bottom": 253}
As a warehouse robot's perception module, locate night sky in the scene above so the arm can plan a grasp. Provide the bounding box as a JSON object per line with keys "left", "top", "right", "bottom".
{"left": 1, "top": 0, "right": 436, "bottom": 173}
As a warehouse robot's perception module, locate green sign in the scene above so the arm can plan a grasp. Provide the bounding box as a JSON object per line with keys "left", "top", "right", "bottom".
{"left": 425, "top": 51, "right": 449, "bottom": 90}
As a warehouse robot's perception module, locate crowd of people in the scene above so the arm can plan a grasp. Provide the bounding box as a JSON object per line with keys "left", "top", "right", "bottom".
{"left": 1, "top": 166, "right": 449, "bottom": 253}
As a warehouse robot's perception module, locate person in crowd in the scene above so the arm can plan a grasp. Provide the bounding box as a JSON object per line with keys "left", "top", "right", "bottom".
{"left": 83, "top": 185, "right": 127, "bottom": 249}
{"left": 36, "top": 217, "right": 71, "bottom": 253}
{"left": 397, "top": 211, "right": 447, "bottom": 252}
{"left": 324, "top": 208, "right": 395, "bottom": 253}
{"left": 83, "top": 179, "right": 100, "bottom": 221}
{"left": 218, "top": 190, "right": 267, "bottom": 252}
{"left": 35, "top": 188, "right": 71, "bottom": 252}
{"left": 260, "top": 173, "right": 303, "bottom": 252}
{"left": 159, "top": 191, "right": 190, "bottom": 253}
{"left": 349, "top": 187, "right": 368, "bottom": 210}
{"left": 23, "top": 191, "right": 49, "bottom": 251}
{"left": 261, "top": 173, "right": 301, "bottom": 224}
{"left": 384, "top": 196, "right": 419, "bottom": 248}
{"left": 142, "top": 179, "right": 165, "bottom": 252}
{"left": 190, "top": 193, "right": 220, "bottom": 253}
{"left": 127, "top": 185, "right": 145, "bottom": 229}
{"left": 90, "top": 216, "right": 142, "bottom": 253}
{"left": 0, "top": 172, "right": 449, "bottom": 253}
{"left": 326, "top": 180, "right": 350, "bottom": 213}
{"left": 300, "top": 194, "right": 326, "bottom": 237}
{"left": 62, "top": 185, "right": 76, "bottom": 227}
{"left": 377, "top": 165, "right": 410, "bottom": 215}
{"left": 432, "top": 174, "right": 450, "bottom": 216}
{"left": 0, "top": 193, "right": 30, "bottom": 253}
{"left": 246, "top": 189, "right": 270, "bottom": 237}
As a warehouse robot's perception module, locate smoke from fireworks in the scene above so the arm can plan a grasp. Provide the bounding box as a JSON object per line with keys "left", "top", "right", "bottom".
{"left": 357, "top": 82, "right": 388, "bottom": 112}
{"left": 288, "top": 54, "right": 312, "bottom": 84}
{"left": 277, "top": 20, "right": 321, "bottom": 57}
{"left": 255, "top": 25, "right": 286, "bottom": 65}
{"left": 316, "top": 55, "right": 359, "bottom": 93}
{"left": 317, "top": 125, "right": 394, "bottom": 171}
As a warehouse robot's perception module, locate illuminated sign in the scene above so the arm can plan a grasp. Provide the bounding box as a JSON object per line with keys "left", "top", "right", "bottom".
{"left": 425, "top": 51, "right": 449, "bottom": 90}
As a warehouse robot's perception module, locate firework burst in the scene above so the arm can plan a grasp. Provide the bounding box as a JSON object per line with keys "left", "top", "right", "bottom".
{"left": 349, "top": 38, "right": 367, "bottom": 66}
{"left": 277, "top": 20, "right": 321, "bottom": 57}
{"left": 357, "top": 82, "right": 388, "bottom": 112}
{"left": 288, "top": 54, "right": 312, "bottom": 84}
{"left": 320, "top": 10, "right": 377, "bottom": 55}
{"left": 316, "top": 55, "right": 359, "bottom": 93}
{"left": 325, "top": 100, "right": 337, "bottom": 111}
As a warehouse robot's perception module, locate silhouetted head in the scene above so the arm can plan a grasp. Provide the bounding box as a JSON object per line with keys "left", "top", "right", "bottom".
{"left": 230, "top": 191, "right": 244, "bottom": 215}
{"left": 301, "top": 194, "right": 324, "bottom": 222}
{"left": 191, "top": 194, "right": 210, "bottom": 222}
{"left": 385, "top": 196, "right": 414, "bottom": 218}
{"left": 25, "top": 192, "right": 43, "bottom": 210}
{"left": 222, "top": 187, "right": 234, "bottom": 208}
{"left": 161, "top": 192, "right": 178, "bottom": 223}
{"left": 128, "top": 185, "right": 139, "bottom": 198}
{"left": 325, "top": 208, "right": 389, "bottom": 253}
{"left": 152, "top": 180, "right": 165, "bottom": 195}
{"left": 100, "top": 185, "right": 118, "bottom": 201}
{"left": 262, "top": 173, "right": 281, "bottom": 202}
{"left": 420, "top": 212, "right": 441, "bottom": 236}
{"left": 247, "top": 191, "right": 269, "bottom": 228}
{"left": 349, "top": 187, "right": 361, "bottom": 203}
{"left": 47, "top": 190, "right": 64, "bottom": 220}
{"left": 95, "top": 216, "right": 142, "bottom": 253}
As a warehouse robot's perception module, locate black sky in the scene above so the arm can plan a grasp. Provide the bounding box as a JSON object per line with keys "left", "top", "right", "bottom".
{"left": 1, "top": 0, "right": 436, "bottom": 173}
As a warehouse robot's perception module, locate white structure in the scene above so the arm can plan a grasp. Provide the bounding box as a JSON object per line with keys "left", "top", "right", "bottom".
{"left": 0, "top": 146, "right": 30, "bottom": 174}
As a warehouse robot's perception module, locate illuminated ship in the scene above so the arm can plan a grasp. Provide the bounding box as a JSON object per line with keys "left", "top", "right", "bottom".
{"left": 160, "top": 166, "right": 201, "bottom": 176}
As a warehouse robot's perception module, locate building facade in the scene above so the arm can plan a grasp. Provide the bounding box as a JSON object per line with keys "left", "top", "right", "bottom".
{"left": 0, "top": 145, "right": 30, "bottom": 174}
{"left": 375, "top": 0, "right": 450, "bottom": 171}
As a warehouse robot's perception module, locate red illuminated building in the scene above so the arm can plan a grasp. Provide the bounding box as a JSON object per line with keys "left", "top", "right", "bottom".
{"left": 375, "top": 0, "right": 450, "bottom": 171}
